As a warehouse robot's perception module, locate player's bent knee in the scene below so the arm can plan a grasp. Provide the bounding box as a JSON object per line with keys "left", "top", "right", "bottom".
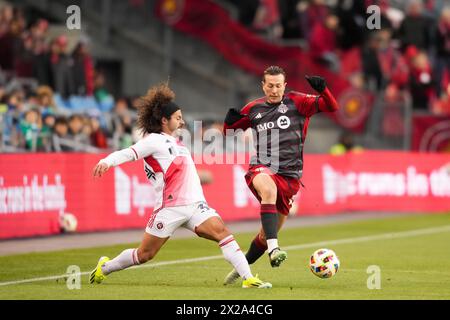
{"left": 257, "top": 186, "right": 277, "bottom": 202}
{"left": 211, "top": 222, "right": 229, "bottom": 240}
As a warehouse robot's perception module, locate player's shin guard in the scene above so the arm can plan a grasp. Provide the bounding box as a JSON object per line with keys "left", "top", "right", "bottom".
{"left": 245, "top": 234, "right": 268, "bottom": 264}
{"left": 260, "top": 204, "right": 279, "bottom": 253}
{"left": 101, "top": 248, "right": 140, "bottom": 275}
{"left": 219, "top": 235, "right": 253, "bottom": 280}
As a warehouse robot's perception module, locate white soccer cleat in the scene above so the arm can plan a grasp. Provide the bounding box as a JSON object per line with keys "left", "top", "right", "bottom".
{"left": 223, "top": 269, "right": 240, "bottom": 285}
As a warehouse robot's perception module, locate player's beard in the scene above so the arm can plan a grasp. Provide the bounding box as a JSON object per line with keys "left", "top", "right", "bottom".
{"left": 173, "top": 127, "right": 183, "bottom": 137}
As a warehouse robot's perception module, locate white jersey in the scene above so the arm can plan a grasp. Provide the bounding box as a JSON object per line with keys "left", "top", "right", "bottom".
{"left": 102, "top": 132, "right": 206, "bottom": 211}
{"left": 131, "top": 133, "right": 206, "bottom": 210}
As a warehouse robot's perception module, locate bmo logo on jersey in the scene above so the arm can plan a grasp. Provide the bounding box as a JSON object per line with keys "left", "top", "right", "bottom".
{"left": 256, "top": 122, "right": 275, "bottom": 132}
{"left": 256, "top": 116, "right": 291, "bottom": 132}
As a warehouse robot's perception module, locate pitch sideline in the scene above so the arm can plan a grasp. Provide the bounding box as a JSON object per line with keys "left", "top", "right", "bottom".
{"left": 1, "top": 224, "right": 450, "bottom": 287}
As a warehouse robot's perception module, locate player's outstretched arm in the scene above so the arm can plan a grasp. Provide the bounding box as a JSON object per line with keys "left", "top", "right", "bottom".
{"left": 92, "top": 148, "right": 136, "bottom": 178}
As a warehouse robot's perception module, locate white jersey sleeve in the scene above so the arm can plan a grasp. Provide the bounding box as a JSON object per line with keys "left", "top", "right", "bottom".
{"left": 100, "top": 148, "right": 135, "bottom": 167}
{"left": 101, "top": 135, "right": 157, "bottom": 167}
{"left": 128, "top": 135, "right": 158, "bottom": 160}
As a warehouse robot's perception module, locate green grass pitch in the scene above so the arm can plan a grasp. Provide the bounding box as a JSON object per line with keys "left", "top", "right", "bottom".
{"left": 1, "top": 213, "right": 450, "bottom": 300}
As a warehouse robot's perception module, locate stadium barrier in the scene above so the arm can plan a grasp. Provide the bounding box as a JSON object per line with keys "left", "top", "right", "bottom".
{"left": 0, "top": 151, "right": 449, "bottom": 239}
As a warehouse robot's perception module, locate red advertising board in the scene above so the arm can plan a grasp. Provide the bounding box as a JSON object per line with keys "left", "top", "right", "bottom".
{"left": 1, "top": 152, "right": 450, "bottom": 239}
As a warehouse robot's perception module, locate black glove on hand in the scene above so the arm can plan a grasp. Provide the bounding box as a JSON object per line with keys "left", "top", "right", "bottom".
{"left": 305, "top": 75, "right": 326, "bottom": 93}
{"left": 224, "top": 108, "right": 245, "bottom": 125}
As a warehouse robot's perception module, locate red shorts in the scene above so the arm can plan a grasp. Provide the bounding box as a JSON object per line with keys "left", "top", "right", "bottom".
{"left": 245, "top": 165, "right": 301, "bottom": 216}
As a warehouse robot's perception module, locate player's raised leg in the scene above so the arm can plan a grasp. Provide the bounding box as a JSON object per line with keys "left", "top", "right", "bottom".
{"left": 194, "top": 215, "right": 272, "bottom": 288}
{"left": 90, "top": 233, "right": 168, "bottom": 284}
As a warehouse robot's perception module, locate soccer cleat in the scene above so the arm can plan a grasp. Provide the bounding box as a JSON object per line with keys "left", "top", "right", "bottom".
{"left": 223, "top": 269, "right": 240, "bottom": 285}
{"left": 89, "top": 256, "right": 110, "bottom": 284}
{"left": 242, "top": 275, "right": 272, "bottom": 289}
{"left": 269, "top": 248, "right": 287, "bottom": 267}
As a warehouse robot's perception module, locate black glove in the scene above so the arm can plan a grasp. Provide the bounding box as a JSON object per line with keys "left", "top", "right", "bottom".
{"left": 305, "top": 75, "right": 326, "bottom": 93}
{"left": 224, "top": 108, "right": 245, "bottom": 126}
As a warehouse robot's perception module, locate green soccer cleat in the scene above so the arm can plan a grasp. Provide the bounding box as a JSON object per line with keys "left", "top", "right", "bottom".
{"left": 242, "top": 275, "right": 272, "bottom": 289}
{"left": 223, "top": 269, "right": 240, "bottom": 285}
{"left": 89, "top": 256, "right": 110, "bottom": 284}
{"left": 269, "top": 248, "right": 287, "bottom": 268}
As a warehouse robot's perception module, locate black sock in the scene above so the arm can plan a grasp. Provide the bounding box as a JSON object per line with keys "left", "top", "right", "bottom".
{"left": 260, "top": 204, "right": 278, "bottom": 240}
{"left": 245, "top": 234, "right": 268, "bottom": 264}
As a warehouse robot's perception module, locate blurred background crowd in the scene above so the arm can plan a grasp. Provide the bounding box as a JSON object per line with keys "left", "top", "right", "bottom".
{"left": 0, "top": 0, "right": 449, "bottom": 153}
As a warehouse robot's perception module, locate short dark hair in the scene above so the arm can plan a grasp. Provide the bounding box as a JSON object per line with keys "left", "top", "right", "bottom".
{"left": 262, "top": 66, "right": 286, "bottom": 82}
{"left": 54, "top": 116, "right": 68, "bottom": 126}
{"left": 135, "top": 82, "right": 176, "bottom": 134}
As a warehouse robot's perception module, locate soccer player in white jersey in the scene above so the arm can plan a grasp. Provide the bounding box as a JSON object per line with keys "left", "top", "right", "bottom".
{"left": 89, "top": 83, "right": 272, "bottom": 288}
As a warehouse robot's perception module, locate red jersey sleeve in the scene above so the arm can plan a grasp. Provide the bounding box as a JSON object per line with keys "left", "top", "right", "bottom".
{"left": 223, "top": 99, "right": 262, "bottom": 133}
{"left": 288, "top": 87, "right": 339, "bottom": 117}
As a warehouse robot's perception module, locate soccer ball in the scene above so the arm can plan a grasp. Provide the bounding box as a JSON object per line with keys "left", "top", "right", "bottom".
{"left": 309, "top": 248, "right": 340, "bottom": 279}
{"left": 60, "top": 213, "right": 78, "bottom": 233}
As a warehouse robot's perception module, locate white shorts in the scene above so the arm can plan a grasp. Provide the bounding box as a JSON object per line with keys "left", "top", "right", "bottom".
{"left": 145, "top": 202, "right": 221, "bottom": 238}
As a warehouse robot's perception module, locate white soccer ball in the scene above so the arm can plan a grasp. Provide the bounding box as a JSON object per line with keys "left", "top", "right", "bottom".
{"left": 309, "top": 248, "right": 340, "bottom": 279}
{"left": 60, "top": 213, "right": 78, "bottom": 233}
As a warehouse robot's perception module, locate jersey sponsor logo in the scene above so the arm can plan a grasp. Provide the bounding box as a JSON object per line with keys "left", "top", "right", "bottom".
{"left": 278, "top": 104, "right": 288, "bottom": 114}
{"left": 277, "top": 116, "right": 291, "bottom": 129}
{"left": 255, "top": 113, "right": 262, "bottom": 119}
{"left": 256, "top": 121, "right": 275, "bottom": 132}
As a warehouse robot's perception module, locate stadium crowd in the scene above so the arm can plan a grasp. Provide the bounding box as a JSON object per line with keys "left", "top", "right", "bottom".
{"left": 227, "top": 0, "right": 450, "bottom": 114}
{"left": 0, "top": 0, "right": 449, "bottom": 153}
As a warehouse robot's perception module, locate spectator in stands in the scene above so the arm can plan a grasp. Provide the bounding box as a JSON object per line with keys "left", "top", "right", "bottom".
{"left": 300, "top": 0, "right": 329, "bottom": 42}
{"left": 252, "top": 0, "right": 283, "bottom": 40}
{"left": 32, "top": 38, "right": 51, "bottom": 86}
{"left": 397, "top": 0, "right": 431, "bottom": 52}
{"left": 89, "top": 115, "right": 109, "bottom": 149}
{"left": 434, "top": 7, "right": 450, "bottom": 96}
{"left": 0, "top": 4, "right": 16, "bottom": 71}
{"left": 40, "top": 113, "right": 55, "bottom": 151}
{"left": 19, "top": 108, "right": 43, "bottom": 151}
{"left": 51, "top": 116, "right": 72, "bottom": 152}
{"left": 362, "top": 29, "right": 409, "bottom": 91}
{"left": 378, "top": 0, "right": 404, "bottom": 30}
{"left": 72, "top": 40, "right": 95, "bottom": 96}
{"left": 309, "top": 13, "right": 340, "bottom": 72}
{"left": 14, "top": 32, "right": 34, "bottom": 78}
{"left": 36, "top": 85, "right": 57, "bottom": 116}
{"left": 226, "top": 0, "right": 259, "bottom": 27}
{"left": 409, "top": 50, "right": 436, "bottom": 110}
{"left": 335, "top": 0, "right": 367, "bottom": 49}
{"left": 278, "top": 0, "right": 302, "bottom": 39}
{"left": 67, "top": 114, "right": 90, "bottom": 147}
{"left": 93, "top": 71, "right": 111, "bottom": 104}
{"left": 49, "top": 35, "right": 75, "bottom": 99}
{"left": 111, "top": 98, "right": 134, "bottom": 149}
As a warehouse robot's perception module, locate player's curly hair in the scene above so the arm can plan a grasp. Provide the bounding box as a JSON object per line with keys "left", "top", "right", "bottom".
{"left": 135, "top": 82, "right": 175, "bottom": 134}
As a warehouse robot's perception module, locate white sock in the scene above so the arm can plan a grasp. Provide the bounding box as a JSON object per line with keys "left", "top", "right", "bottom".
{"left": 101, "top": 248, "right": 140, "bottom": 275}
{"left": 219, "top": 235, "right": 253, "bottom": 280}
{"left": 266, "top": 239, "right": 279, "bottom": 254}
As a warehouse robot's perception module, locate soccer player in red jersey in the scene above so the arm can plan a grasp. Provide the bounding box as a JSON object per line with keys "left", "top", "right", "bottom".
{"left": 89, "top": 83, "right": 271, "bottom": 288}
{"left": 222, "top": 66, "right": 339, "bottom": 284}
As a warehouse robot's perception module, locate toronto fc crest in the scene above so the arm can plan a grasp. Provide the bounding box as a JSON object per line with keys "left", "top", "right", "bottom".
{"left": 278, "top": 104, "right": 288, "bottom": 114}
